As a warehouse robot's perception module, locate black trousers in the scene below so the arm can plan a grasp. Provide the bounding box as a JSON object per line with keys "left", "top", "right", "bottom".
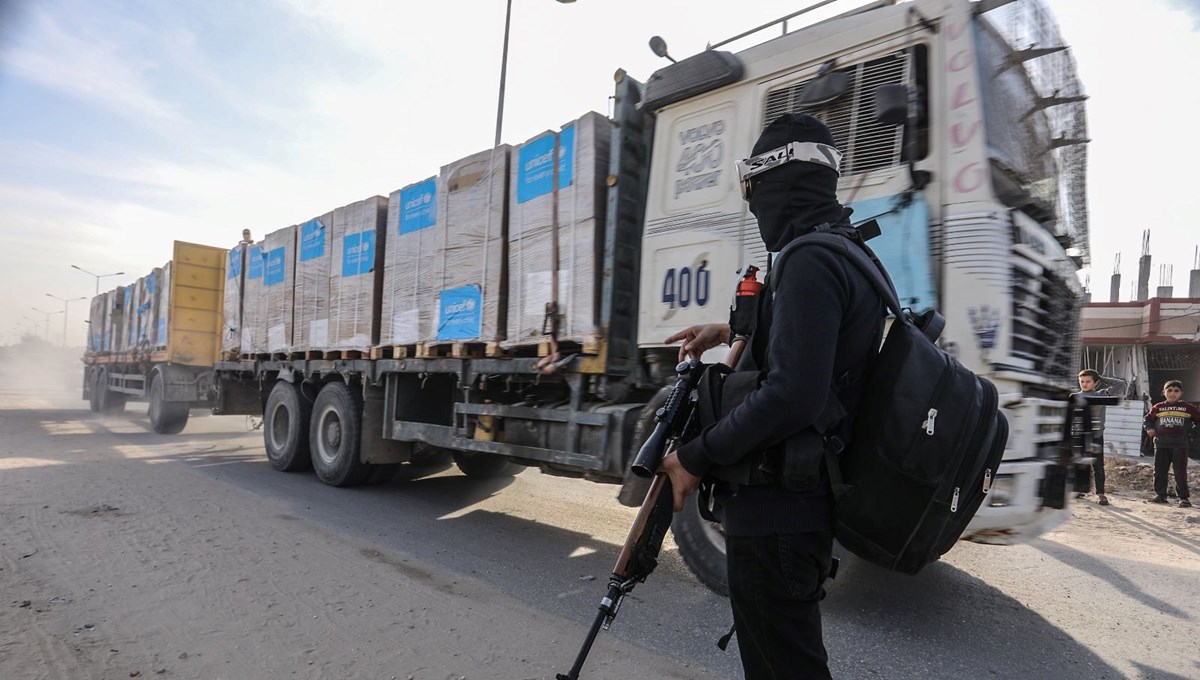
{"left": 1154, "top": 444, "right": 1190, "bottom": 500}
{"left": 726, "top": 531, "right": 833, "bottom": 680}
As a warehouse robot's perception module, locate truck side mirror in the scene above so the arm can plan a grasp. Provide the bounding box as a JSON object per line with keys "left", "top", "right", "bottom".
{"left": 873, "top": 84, "right": 909, "bottom": 126}
{"left": 796, "top": 71, "right": 849, "bottom": 109}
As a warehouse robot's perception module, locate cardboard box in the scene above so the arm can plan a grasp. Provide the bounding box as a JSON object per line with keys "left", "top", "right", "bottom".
{"left": 154, "top": 262, "right": 171, "bottom": 349}
{"left": 240, "top": 243, "right": 267, "bottom": 355}
{"left": 329, "top": 196, "right": 388, "bottom": 350}
{"left": 222, "top": 245, "right": 245, "bottom": 355}
{"left": 294, "top": 212, "right": 334, "bottom": 351}
{"left": 506, "top": 112, "right": 611, "bottom": 346}
{"left": 381, "top": 146, "right": 510, "bottom": 346}
{"left": 88, "top": 293, "right": 107, "bottom": 353}
{"left": 261, "top": 226, "right": 296, "bottom": 353}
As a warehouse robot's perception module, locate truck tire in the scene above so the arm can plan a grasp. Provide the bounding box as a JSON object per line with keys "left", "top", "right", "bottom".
{"left": 672, "top": 495, "right": 729, "bottom": 596}
{"left": 87, "top": 369, "right": 101, "bottom": 413}
{"left": 264, "top": 381, "right": 312, "bottom": 472}
{"left": 148, "top": 373, "right": 189, "bottom": 434}
{"left": 310, "top": 382, "right": 369, "bottom": 486}
{"left": 452, "top": 451, "right": 517, "bottom": 478}
{"left": 95, "top": 370, "right": 127, "bottom": 414}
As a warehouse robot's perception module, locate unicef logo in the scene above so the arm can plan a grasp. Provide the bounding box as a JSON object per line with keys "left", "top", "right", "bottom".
{"left": 445, "top": 299, "right": 477, "bottom": 315}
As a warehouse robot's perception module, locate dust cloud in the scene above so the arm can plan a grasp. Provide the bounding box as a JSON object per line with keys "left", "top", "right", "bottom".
{"left": 0, "top": 338, "right": 86, "bottom": 401}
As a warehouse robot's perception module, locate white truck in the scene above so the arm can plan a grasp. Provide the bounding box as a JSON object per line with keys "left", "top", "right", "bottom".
{"left": 196, "top": 0, "right": 1087, "bottom": 594}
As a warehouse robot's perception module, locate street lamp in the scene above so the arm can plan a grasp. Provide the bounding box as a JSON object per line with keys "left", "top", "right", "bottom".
{"left": 31, "top": 307, "right": 64, "bottom": 343}
{"left": 46, "top": 293, "right": 87, "bottom": 347}
{"left": 70, "top": 264, "right": 125, "bottom": 295}
{"left": 494, "top": 0, "right": 576, "bottom": 147}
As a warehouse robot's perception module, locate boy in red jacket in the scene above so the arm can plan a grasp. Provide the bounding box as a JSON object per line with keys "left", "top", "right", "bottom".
{"left": 1144, "top": 380, "right": 1200, "bottom": 507}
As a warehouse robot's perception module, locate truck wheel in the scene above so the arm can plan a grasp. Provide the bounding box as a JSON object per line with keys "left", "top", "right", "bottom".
{"left": 148, "top": 373, "right": 189, "bottom": 434}
{"left": 87, "top": 370, "right": 101, "bottom": 413}
{"left": 672, "top": 495, "right": 729, "bottom": 596}
{"left": 264, "top": 381, "right": 312, "bottom": 472}
{"left": 95, "top": 371, "right": 127, "bottom": 414}
{"left": 310, "top": 382, "right": 369, "bottom": 486}
{"left": 452, "top": 451, "right": 517, "bottom": 478}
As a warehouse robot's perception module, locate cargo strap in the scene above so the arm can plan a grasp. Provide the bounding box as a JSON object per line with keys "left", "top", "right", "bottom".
{"left": 536, "top": 132, "right": 564, "bottom": 375}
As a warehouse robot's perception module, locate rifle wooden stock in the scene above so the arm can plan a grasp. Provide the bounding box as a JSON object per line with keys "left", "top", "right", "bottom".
{"left": 613, "top": 472, "right": 674, "bottom": 581}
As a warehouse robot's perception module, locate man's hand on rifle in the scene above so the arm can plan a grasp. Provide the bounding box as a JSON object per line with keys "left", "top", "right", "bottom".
{"left": 665, "top": 323, "right": 731, "bottom": 362}
{"left": 660, "top": 450, "right": 702, "bottom": 512}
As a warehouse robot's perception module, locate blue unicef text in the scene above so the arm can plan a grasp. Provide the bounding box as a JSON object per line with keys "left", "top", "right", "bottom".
{"left": 399, "top": 179, "right": 437, "bottom": 234}
{"left": 516, "top": 123, "right": 575, "bottom": 203}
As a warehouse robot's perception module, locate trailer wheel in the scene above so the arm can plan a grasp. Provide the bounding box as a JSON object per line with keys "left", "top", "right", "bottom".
{"left": 87, "top": 369, "right": 101, "bottom": 413}
{"left": 95, "top": 370, "right": 127, "bottom": 414}
{"left": 310, "top": 382, "right": 369, "bottom": 487}
{"left": 148, "top": 373, "right": 189, "bottom": 434}
{"left": 452, "top": 451, "right": 517, "bottom": 478}
{"left": 264, "top": 381, "right": 312, "bottom": 472}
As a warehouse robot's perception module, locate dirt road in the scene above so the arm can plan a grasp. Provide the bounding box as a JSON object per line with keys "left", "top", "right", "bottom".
{"left": 2, "top": 385, "right": 1199, "bottom": 679}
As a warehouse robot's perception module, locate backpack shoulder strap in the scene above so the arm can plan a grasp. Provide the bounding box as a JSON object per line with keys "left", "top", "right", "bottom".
{"left": 771, "top": 228, "right": 904, "bottom": 320}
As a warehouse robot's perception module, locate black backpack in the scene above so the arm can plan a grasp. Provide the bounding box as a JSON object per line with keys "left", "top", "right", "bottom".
{"left": 771, "top": 226, "right": 1009, "bottom": 575}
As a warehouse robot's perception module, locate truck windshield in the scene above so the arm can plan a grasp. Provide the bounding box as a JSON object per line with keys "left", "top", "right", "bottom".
{"left": 975, "top": 5, "right": 1089, "bottom": 264}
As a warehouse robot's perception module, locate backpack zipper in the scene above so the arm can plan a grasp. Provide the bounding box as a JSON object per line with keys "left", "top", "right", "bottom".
{"left": 982, "top": 468, "right": 992, "bottom": 494}
{"left": 950, "top": 487, "right": 960, "bottom": 512}
{"left": 923, "top": 408, "right": 938, "bottom": 435}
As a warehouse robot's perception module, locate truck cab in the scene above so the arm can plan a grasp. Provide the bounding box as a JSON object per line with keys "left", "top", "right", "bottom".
{"left": 632, "top": 0, "right": 1088, "bottom": 579}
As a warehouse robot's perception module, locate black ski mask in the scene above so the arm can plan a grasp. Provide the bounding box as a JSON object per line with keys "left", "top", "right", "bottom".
{"left": 746, "top": 114, "right": 847, "bottom": 252}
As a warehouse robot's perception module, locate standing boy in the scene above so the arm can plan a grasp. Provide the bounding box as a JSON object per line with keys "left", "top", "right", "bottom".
{"left": 1144, "top": 380, "right": 1200, "bottom": 507}
{"left": 1074, "top": 369, "right": 1127, "bottom": 505}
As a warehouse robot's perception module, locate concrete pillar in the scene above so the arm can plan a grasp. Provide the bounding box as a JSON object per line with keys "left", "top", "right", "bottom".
{"left": 1137, "top": 255, "right": 1151, "bottom": 301}
{"left": 1109, "top": 274, "right": 1121, "bottom": 302}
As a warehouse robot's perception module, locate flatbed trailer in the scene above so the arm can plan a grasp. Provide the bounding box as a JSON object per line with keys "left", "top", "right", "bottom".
{"left": 83, "top": 241, "right": 226, "bottom": 433}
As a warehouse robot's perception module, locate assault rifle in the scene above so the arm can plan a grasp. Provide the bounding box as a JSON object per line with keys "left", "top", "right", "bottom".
{"left": 556, "top": 358, "right": 708, "bottom": 680}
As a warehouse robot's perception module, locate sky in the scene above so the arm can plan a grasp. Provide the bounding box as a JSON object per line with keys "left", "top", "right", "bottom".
{"left": 1, "top": 0, "right": 1198, "bottom": 347}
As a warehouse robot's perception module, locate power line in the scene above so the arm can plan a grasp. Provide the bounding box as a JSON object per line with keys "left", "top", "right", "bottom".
{"left": 1082, "top": 307, "right": 1200, "bottom": 333}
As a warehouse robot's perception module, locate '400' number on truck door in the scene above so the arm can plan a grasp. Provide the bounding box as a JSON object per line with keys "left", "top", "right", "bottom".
{"left": 662, "top": 262, "right": 710, "bottom": 309}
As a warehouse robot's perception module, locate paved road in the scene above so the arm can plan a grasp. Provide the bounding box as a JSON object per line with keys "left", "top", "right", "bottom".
{"left": 2, "top": 388, "right": 1198, "bottom": 679}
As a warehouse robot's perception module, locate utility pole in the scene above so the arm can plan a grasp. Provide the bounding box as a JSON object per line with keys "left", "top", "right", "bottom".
{"left": 46, "top": 293, "right": 87, "bottom": 347}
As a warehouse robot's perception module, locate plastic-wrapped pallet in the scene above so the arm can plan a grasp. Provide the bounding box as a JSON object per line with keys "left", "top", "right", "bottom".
{"left": 122, "top": 278, "right": 143, "bottom": 352}
{"left": 239, "top": 243, "right": 267, "bottom": 355}
{"left": 88, "top": 294, "right": 107, "bottom": 353}
{"left": 330, "top": 196, "right": 387, "bottom": 350}
{"left": 294, "top": 212, "right": 334, "bottom": 351}
{"left": 380, "top": 146, "right": 510, "bottom": 347}
{"left": 223, "top": 245, "right": 245, "bottom": 356}
{"left": 141, "top": 267, "right": 163, "bottom": 350}
{"left": 506, "top": 112, "right": 611, "bottom": 346}
{"left": 261, "top": 226, "right": 297, "bottom": 353}
{"left": 106, "top": 287, "right": 125, "bottom": 353}
{"left": 153, "top": 263, "right": 171, "bottom": 349}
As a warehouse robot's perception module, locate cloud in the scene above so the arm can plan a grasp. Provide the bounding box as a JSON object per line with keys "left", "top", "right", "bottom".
{"left": 0, "top": 6, "right": 183, "bottom": 127}
{"left": 1167, "top": 0, "right": 1200, "bottom": 28}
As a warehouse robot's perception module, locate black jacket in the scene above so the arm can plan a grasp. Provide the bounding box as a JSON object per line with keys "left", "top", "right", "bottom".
{"left": 676, "top": 230, "right": 884, "bottom": 535}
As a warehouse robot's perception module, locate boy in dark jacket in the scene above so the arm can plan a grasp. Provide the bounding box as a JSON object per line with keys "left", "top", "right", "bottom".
{"left": 1144, "top": 380, "right": 1200, "bottom": 507}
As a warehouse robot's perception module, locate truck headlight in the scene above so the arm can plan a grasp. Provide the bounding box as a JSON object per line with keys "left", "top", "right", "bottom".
{"left": 988, "top": 474, "right": 1015, "bottom": 507}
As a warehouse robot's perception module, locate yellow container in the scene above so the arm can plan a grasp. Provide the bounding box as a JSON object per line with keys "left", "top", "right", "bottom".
{"left": 167, "top": 240, "right": 227, "bottom": 366}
